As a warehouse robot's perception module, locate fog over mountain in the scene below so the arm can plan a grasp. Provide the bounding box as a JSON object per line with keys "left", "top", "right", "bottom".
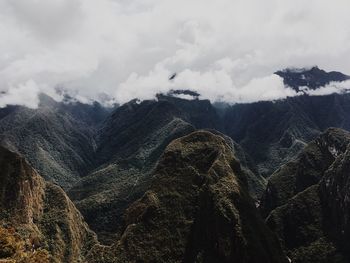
{"left": 2, "top": 2, "right": 350, "bottom": 263}
{"left": 1, "top": 0, "right": 350, "bottom": 106}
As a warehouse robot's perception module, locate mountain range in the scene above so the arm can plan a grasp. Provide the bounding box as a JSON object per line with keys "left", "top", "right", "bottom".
{"left": 1, "top": 67, "right": 350, "bottom": 262}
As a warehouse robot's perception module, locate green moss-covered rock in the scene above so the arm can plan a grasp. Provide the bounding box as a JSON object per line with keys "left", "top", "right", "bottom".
{"left": 264, "top": 128, "right": 350, "bottom": 263}
{"left": 0, "top": 146, "right": 97, "bottom": 262}
{"left": 87, "top": 131, "right": 288, "bottom": 263}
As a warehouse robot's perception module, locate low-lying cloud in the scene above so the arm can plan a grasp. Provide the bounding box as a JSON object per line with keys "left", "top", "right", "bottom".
{"left": 0, "top": 80, "right": 40, "bottom": 108}
{"left": 1, "top": 0, "right": 350, "bottom": 107}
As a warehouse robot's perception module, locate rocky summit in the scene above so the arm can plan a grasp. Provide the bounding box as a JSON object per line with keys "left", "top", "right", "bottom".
{"left": 86, "top": 131, "right": 287, "bottom": 263}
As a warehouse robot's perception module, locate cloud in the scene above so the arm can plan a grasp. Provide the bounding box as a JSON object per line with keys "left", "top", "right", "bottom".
{"left": 0, "top": 0, "right": 350, "bottom": 107}
{"left": 116, "top": 64, "right": 299, "bottom": 104}
{"left": 304, "top": 80, "right": 350, "bottom": 96}
{"left": 0, "top": 80, "right": 40, "bottom": 108}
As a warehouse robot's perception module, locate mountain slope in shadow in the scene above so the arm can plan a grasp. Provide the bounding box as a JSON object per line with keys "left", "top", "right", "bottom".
{"left": 86, "top": 131, "right": 288, "bottom": 263}
{"left": 261, "top": 128, "right": 350, "bottom": 262}
{"left": 0, "top": 145, "right": 97, "bottom": 262}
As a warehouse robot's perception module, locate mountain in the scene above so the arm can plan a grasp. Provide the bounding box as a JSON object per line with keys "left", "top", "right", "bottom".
{"left": 275, "top": 66, "right": 350, "bottom": 91}
{"left": 1, "top": 66, "right": 350, "bottom": 261}
{"left": 68, "top": 99, "right": 196, "bottom": 243}
{"left": 261, "top": 128, "right": 350, "bottom": 262}
{"left": 86, "top": 131, "right": 288, "bottom": 263}
{"left": 68, "top": 97, "right": 262, "bottom": 244}
{"left": 0, "top": 145, "right": 97, "bottom": 262}
{"left": 223, "top": 93, "right": 350, "bottom": 177}
{"left": 0, "top": 94, "right": 110, "bottom": 189}
{"left": 0, "top": 132, "right": 288, "bottom": 263}
{"left": 260, "top": 128, "right": 350, "bottom": 216}
{"left": 0, "top": 92, "right": 264, "bottom": 244}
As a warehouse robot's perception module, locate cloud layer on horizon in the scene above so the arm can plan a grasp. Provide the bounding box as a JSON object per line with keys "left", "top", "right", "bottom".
{"left": 1, "top": 0, "right": 350, "bottom": 107}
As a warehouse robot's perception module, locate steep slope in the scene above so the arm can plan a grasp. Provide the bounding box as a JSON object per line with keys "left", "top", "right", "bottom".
{"left": 260, "top": 128, "right": 350, "bottom": 216}
{"left": 0, "top": 94, "right": 110, "bottom": 188}
{"left": 95, "top": 95, "right": 222, "bottom": 167}
{"left": 69, "top": 97, "right": 264, "bottom": 244}
{"left": 262, "top": 128, "right": 350, "bottom": 263}
{"left": 223, "top": 93, "right": 350, "bottom": 177}
{"left": 0, "top": 146, "right": 97, "bottom": 262}
{"left": 69, "top": 99, "right": 196, "bottom": 243}
{"left": 87, "top": 131, "right": 288, "bottom": 263}
{"left": 319, "top": 142, "right": 350, "bottom": 259}
{"left": 205, "top": 129, "right": 266, "bottom": 200}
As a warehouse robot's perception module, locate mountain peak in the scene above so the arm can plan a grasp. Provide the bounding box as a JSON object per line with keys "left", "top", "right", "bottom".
{"left": 87, "top": 130, "right": 288, "bottom": 263}
{"left": 275, "top": 66, "right": 350, "bottom": 91}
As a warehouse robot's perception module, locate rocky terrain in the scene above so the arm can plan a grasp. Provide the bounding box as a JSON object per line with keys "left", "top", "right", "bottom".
{"left": 0, "top": 131, "right": 288, "bottom": 263}
{"left": 262, "top": 128, "right": 350, "bottom": 262}
{"left": 86, "top": 131, "right": 287, "bottom": 263}
{"left": 0, "top": 146, "right": 97, "bottom": 262}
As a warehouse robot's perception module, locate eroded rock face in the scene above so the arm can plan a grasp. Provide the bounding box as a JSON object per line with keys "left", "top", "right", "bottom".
{"left": 87, "top": 131, "right": 288, "bottom": 263}
{"left": 0, "top": 145, "right": 45, "bottom": 225}
{"left": 263, "top": 128, "right": 350, "bottom": 263}
{"left": 261, "top": 128, "right": 350, "bottom": 217}
{"left": 0, "top": 146, "right": 97, "bottom": 263}
{"left": 320, "top": 143, "right": 350, "bottom": 257}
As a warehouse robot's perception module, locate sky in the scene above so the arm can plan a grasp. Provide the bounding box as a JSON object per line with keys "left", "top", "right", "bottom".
{"left": 1, "top": 0, "right": 350, "bottom": 108}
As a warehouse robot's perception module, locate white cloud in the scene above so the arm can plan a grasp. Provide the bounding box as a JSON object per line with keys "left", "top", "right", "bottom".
{"left": 305, "top": 80, "right": 350, "bottom": 96}
{"left": 0, "top": 80, "right": 40, "bottom": 108}
{"left": 116, "top": 63, "right": 299, "bottom": 104}
{"left": 0, "top": 0, "right": 350, "bottom": 107}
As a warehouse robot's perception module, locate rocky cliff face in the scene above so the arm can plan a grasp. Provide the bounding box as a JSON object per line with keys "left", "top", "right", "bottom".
{"left": 0, "top": 145, "right": 45, "bottom": 225}
{"left": 319, "top": 142, "right": 350, "bottom": 258}
{"left": 262, "top": 128, "right": 350, "bottom": 263}
{"left": 261, "top": 128, "right": 350, "bottom": 216}
{"left": 0, "top": 146, "right": 97, "bottom": 262}
{"left": 86, "top": 131, "right": 288, "bottom": 263}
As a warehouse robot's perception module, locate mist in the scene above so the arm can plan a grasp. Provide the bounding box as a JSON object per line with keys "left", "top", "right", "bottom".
{"left": 1, "top": 0, "right": 350, "bottom": 107}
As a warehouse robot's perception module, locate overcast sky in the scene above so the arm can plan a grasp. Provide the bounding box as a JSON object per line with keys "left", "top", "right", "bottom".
{"left": 1, "top": 0, "right": 350, "bottom": 107}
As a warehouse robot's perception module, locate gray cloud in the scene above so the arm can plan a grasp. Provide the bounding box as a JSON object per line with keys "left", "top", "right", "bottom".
{"left": 0, "top": 0, "right": 350, "bottom": 107}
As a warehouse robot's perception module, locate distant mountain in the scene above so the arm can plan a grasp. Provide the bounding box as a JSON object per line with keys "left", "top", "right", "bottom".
{"left": 0, "top": 94, "right": 110, "bottom": 188}
{"left": 261, "top": 128, "right": 350, "bottom": 262}
{"left": 223, "top": 93, "right": 350, "bottom": 177}
{"left": 275, "top": 66, "right": 350, "bottom": 91}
